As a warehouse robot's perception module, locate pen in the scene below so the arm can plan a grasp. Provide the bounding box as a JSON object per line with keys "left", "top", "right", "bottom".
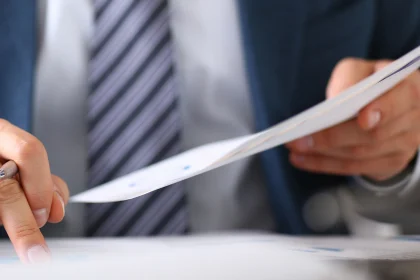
{"left": 0, "top": 161, "right": 18, "bottom": 180}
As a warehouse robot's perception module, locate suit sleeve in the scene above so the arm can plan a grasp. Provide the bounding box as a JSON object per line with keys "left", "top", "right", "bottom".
{"left": 0, "top": 0, "right": 36, "bottom": 131}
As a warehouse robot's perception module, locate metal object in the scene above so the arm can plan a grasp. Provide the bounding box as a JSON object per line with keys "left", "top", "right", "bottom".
{"left": 0, "top": 161, "right": 18, "bottom": 180}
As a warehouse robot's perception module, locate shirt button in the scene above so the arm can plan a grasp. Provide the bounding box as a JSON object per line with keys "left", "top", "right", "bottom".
{"left": 303, "top": 192, "right": 341, "bottom": 232}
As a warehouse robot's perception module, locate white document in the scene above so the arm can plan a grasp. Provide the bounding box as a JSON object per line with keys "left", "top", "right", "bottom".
{"left": 0, "top": 233, "right": 408, "bottom": 280}
{"left": 3, "top": 233, "right": 420, "bottom": 279}
{"left": 70, "top": 46, "right": 420, "bottom": 203}
{"left": 3, "top": 233, "right": 420, "bottom": 263}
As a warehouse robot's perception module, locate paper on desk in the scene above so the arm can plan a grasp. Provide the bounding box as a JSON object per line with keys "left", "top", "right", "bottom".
{"left": 0, "top": 234, "right": 380, "bottom": 280}
{"left": 2, "top": 233, "right": 420, "bottom": 263}
{"left": 70, "top": 46, "right": 420, "bottom": 203}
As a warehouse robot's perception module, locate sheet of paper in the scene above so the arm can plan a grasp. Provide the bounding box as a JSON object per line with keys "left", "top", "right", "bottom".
{"left": 2, "top": 233, "right": 420, "bottom": 262}
{"left": 5, "top": 233, "right": 420, "bottom": 280}
{"left": 4, "top": 233, "right": 420, "bottom": 279}
{"left": 70, "top": 46, "right": 420, "bottom": 203}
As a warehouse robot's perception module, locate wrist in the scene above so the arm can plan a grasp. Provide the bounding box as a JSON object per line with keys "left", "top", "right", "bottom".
{"left": 354, "top": 154, "right": 417, "bottom": 195}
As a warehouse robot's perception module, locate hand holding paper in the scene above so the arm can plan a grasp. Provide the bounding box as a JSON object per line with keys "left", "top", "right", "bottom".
{"left": 71, "top": 46, "right": 420, "bottom": 203}
{"left": 287, "top": 58, "right": 420, "bottom": 181}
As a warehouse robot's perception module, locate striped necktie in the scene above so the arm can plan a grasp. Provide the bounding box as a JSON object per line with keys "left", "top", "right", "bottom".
{"left": 87, "top": 0, "right": 187, "bottom": 236}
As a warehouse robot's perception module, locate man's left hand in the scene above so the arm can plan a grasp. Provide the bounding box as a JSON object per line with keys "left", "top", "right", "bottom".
{"left": 287, "top": 58, "right": 420, "bottom": 182}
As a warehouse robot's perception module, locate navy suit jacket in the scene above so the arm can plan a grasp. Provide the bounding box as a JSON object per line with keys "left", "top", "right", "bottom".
{"left": 0, "top": 0, "right": 420, "bottom": 235}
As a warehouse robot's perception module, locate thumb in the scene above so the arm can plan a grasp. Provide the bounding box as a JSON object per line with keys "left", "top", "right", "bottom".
{"left": 326, "top": 58, "right": 376, "bottom": 99}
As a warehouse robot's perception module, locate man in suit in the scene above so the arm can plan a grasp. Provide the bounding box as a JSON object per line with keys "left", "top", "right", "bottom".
{"left": 0, "top": 0, "right": 419, "bottom": 263}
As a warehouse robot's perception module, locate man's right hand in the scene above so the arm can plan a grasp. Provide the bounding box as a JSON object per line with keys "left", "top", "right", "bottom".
{"left": 0, "top": 119, "right": 69, "bottom": 263}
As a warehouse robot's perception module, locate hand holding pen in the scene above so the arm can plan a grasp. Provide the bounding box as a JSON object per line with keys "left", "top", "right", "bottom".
{"left": 0, "top": 120, "right": 69, "bottom": 263}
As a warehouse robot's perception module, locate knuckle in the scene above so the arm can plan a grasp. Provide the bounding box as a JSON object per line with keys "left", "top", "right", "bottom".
{"left": 15, "top": 137, "right": 46, "bottom": 161}
{"left": 14, "top": 223, "right": 39, "bottom": 240}
{"left": 0, "top": 180, "right": 24, "bottom": 204}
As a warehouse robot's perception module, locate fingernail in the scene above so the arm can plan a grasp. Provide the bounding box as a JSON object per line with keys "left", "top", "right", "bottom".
{"left": 295, "top": 136, "right": 314, "bottom": 151}
{"left": 32, "top": 209, "right": 48, "bottom": 228}
{"left": 368, "top": 110, "right": 381, "bottom": 129}
{"left": 27, "top": 245, "right": 50, "bottom": 264}
{"left": 55, "top": 191, "right": 65, "bottom": 216}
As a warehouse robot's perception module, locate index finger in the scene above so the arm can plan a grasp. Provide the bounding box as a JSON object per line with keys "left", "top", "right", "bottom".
{"left": 0, "top": 178, "right": 50, "bottom": 264}
{"left": 0, "top": 119, "right": 54, "bottom": 228}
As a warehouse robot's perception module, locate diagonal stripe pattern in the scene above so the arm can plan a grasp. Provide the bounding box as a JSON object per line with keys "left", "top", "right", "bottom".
{"left": 87, "top": 0, "right": 187, "bottom": 237}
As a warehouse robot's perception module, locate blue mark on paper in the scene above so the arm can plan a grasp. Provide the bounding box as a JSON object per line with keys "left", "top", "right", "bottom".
{"left": 129, "top": 182, "right": 137, "bottom": 188}
{"left": 183, "top": 165, "right": 191, "bottom": 171}
{"left": 293, "top": 249, "right": 318, "bottom": 253}
{"left": 312, "top": 247, "right": 343, "bottom": 252}
{"left": 395, "top": 236, "right": 420, "bottom": 242}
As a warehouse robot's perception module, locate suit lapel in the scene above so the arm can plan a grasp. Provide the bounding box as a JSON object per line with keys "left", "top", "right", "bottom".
{"left": 0, "top": 0, "right": 36, "bottom": 131}
{"left": 237, "top": 0, "right": 307, "bottom": 233}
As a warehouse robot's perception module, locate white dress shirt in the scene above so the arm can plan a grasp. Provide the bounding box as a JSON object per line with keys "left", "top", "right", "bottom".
{"left": 34, "top": 0, "right": 275, "bottom": 236}
{"left": 33, "top": 0, "right": 418, "bottom": 236}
